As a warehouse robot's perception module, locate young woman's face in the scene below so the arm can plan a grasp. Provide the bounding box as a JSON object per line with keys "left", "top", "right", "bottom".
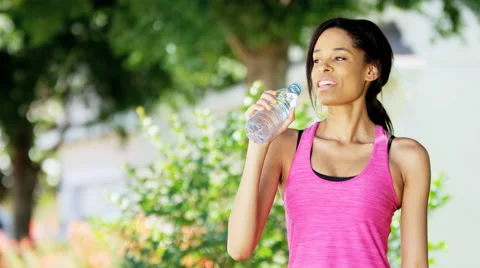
{"left": 311, "top": 27, "right": 378, "bottom": 107}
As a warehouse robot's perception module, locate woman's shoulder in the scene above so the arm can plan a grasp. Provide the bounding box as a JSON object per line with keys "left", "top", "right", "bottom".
{"left": 269, "top": 125, "right": 308, "bottom": 156}
{"left": 390, "top": 137, "right": 429, "bottom": 161}
{"left": 271, "top": 122, "right": 317, "bottom": 154}
{"left": 389, "top": 137, "right": 430, "bottom": 182}
{"left": 275, "top": 122, "right": 317, "bottom": 144}
{"left": 271, "top": 128, "right": 300, "bottom": 149}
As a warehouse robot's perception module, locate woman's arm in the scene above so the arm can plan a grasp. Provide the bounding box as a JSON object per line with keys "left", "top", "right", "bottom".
{"left": 394, "top": 138, "right": 431, "bottom": 268}
{"left": 227, "top": 90, "right": 295, "bottom": 261}
{"left": 227, "top": 136, "right": 284, "bottom": 260}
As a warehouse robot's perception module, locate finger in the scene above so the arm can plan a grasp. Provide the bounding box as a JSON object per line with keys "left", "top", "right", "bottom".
{"left": 286, "top": 108, "right": 296, "bottom": 123}
{"left": 278, "top": 108, "right": 295, "bottom": 132}
{"left": 245, "top": 104, "right": 265, "bottom": 119}
{"left": 264, "top": 90, "right": 277, "bottom": 96}
{"left": 260, "top": 91, "right": 278, "bottom": 105}
{"left": 255, "top": 99, "right": 273, "bottom": 111}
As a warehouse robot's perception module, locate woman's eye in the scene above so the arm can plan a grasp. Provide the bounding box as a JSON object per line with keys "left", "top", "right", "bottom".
{"left": 335, "top": 57, "right": 346, "bottom": 61}
{"left": 313, "top": 59, "right": 321, "bottom": 64}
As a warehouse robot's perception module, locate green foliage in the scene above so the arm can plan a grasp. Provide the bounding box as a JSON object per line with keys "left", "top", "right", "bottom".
{"left": 109, "top": 83, "right": 450, "bottom": 267}
{"left": 108, "top": 0, "right": 477, "bottom": 87}
{"left": 110, "top": 104, "right": 256, "bottom": 267}
{"left": 1, "top": 0, "right": 172, "bottom": 133}
{"left": 108, "top": 0, "right": 244, "bottom": 103}
{"left": 110, "top": 0, "right": 474, "bottom": 52}
{"left": 0, "top": 0, "right": 175, "bottom": 239}
{"left": 0, "top": 221, "right": 121, "bottom": 268}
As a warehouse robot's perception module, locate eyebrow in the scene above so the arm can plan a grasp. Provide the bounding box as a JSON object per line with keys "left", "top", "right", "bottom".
{"left": 313, "top": 48, "right": 353, "bottom": 54}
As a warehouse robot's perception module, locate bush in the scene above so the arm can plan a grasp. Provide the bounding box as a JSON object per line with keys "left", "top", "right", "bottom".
{"left": 0, "top": 221, "right": 118, "bottom": 268}
{"left": 108, "top": 82, "right": 450, "bottom": 267}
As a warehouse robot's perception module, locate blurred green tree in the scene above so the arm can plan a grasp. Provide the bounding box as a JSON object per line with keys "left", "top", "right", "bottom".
{"left": 109, "top": 0, "right": 480, "bottom": 91}
{"left": 0, "top": 0, "right": 172, "bottom": 240}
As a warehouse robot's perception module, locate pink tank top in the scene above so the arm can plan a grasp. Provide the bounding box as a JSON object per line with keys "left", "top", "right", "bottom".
{"left": 284, "top": 121, "right": 399, "bottom": 268}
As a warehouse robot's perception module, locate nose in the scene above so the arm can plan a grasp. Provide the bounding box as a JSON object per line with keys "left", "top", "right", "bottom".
{"left": 318, "top": 62, "right": 333, "bottom": 73}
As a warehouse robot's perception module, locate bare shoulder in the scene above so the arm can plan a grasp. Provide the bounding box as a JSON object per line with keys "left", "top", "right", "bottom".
{"left": 261, "top": 128, "right": 300, "bottom": 173}
{"left": 390, "top": 137, "right": 431, "bottom": 183}
{"left": 391, "top": 137, "right": 429, "bottom": 164}
{"left": 279, "top": 127, "right": 300, "bottom": 142}
{"left": 269, "top": 128, "right": 299, "bottom": 154}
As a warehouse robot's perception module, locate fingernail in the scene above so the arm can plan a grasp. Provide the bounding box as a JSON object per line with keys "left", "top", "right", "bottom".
{"left": 274, "top": 100, "right": 278, "bottom": 104}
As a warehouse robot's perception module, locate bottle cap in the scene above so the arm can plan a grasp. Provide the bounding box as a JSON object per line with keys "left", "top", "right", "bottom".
{"left": 288, "top": 83, "right": 302, "bottom": 95}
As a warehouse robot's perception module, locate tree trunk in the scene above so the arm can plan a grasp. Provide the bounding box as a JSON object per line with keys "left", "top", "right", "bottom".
{"left": 11, "top": 126, "right": 38, "bottom": 240}
{"left": 227, "top": 34, "right": 290, "bottom": 92}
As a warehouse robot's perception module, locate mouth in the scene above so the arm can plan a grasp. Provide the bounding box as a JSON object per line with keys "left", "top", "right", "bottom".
{"left": 317, "top": 78, "right": 337, "bottom": 92}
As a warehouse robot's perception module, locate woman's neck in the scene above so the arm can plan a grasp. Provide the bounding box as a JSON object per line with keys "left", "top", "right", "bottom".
{"left": 318, "top": 103, "right": 376, "bottom": 144}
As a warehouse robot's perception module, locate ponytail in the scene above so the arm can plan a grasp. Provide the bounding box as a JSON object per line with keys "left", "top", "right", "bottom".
{"left": 365, "top": 81, "right": 393, "bottom": 135}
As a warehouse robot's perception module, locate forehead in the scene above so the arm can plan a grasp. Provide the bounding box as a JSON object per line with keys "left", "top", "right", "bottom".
{"left": 313, "top": 27, "right": 355, "bottom": 50}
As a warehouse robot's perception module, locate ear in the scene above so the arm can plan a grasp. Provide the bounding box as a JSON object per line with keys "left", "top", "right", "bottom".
{"left": 365, "top": 63, "right": 379, "bottom": 82}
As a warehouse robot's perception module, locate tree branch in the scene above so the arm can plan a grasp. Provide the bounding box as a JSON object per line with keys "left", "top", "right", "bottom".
{"left": 226, "top": 33, "right": 253, "bottom": 64}
{"left": 44, "top": 122, "right": 70, "bottom": 155}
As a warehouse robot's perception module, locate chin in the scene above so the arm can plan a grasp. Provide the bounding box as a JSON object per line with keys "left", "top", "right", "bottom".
{"left": 317, "top": 93, "right": 362, "bottom": 107}
{"left": 317, "top": 98, "right": 342, "bottom": 107}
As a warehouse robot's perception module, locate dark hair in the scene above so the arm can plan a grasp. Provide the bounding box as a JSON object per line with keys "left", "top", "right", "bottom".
{"left": 306, "top": 17, "right": 394, "bottom": 134}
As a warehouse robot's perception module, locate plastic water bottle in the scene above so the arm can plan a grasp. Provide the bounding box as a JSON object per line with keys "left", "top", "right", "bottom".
{"left": 245, "top": 83, "right": 302, "bottom": 144}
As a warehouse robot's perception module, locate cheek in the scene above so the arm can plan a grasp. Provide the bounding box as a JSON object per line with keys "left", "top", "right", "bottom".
{"left": 342, "top": 78, "right": 367, "bottom": 98}
{"left": 341, "top": 67, "right": 366, "bottom": 88}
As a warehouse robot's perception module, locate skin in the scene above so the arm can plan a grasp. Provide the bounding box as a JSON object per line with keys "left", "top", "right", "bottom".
{"left": 227, "top": 28, "right": 431, "bottom": 268}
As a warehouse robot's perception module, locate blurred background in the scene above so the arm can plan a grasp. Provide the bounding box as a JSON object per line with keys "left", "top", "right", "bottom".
{"left": 0, "top": 0, "right": 479, "bottom": 267}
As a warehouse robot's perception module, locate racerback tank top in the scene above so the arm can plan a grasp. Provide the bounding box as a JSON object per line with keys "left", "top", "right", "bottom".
{"left": 284, "top": 121, "right": 399, "bottom": 268}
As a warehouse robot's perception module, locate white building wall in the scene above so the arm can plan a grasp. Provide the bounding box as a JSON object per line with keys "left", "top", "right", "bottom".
{"left": 385, "top": 7, "right": 480, "bottom": 268}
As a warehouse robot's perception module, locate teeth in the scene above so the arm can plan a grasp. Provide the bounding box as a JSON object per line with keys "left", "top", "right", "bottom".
{"left": 319, "top": 81, "right": 334, "bottom": 86}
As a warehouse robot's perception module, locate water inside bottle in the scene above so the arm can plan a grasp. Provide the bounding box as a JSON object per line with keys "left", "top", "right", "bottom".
{"left": 245, "top": 90, "right": 298, "bottom": 144}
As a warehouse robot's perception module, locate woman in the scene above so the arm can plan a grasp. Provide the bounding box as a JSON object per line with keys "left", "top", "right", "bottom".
{"left": 227, "top": 17, "right": 431, "bottom": 268}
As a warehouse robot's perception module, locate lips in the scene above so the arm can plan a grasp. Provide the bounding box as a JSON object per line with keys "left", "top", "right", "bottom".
{"left": 316, "top": 77, "right": 338, "bottom": 91}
